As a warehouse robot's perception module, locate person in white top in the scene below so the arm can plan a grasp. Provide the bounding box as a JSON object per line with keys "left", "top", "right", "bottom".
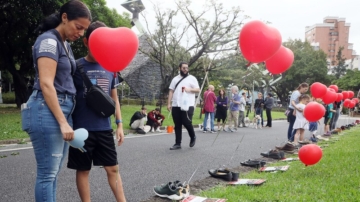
{"left": 238, "top": 92, "right": 247, "bottom": 127}
{"left": 292, "top": 94, "right": 310, "bottom": 144}
{"left": 167, "top": 62, "right": 200, "bottom": 150}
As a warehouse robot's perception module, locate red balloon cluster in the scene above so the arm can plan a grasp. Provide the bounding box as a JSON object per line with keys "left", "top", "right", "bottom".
{"left": 89, "top": 27, "right": 139, "bottom": 72}
{"left": 298, "top": 144, "right": 323, "bottom": 166}
{"left": 239, "top": 20, "right": 294, "bottom": 75}
{"left": 303, "top": 102, "right": 325, "bottom": 122}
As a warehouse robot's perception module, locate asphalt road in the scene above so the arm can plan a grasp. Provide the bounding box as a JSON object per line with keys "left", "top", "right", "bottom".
{"left": 0, "top": 117, "right": 354, "bottom": 202}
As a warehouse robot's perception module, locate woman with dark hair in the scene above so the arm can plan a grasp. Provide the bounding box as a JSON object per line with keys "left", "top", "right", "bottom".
{"left": 254, "top": 92, "right": 265, "bottom": 127}
{"left": 264, "top": 93, "right": 274, "bottom": 127}
{"left": 215, "top": 89, "right": 228, "bottom": 131}
{"left": 287, "top": 83, "right": 309, "bottom": 142}
{"left": 21, "top": 1, "right": 91, "bottom": 201}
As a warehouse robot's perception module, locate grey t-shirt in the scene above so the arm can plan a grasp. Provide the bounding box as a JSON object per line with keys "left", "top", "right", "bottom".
{"left": 288, "top": 90, "right": 301, "bottom": 109}
{"left": 32, "top": 29, "right": 76, "bottom": 95}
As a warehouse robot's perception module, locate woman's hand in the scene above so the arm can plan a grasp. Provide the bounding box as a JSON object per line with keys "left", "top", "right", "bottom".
{"left": 60, "top": 123, "right": 74, "bottom": 141}
{"left": 116, "top": 127, "right": 124, "bottom": 146}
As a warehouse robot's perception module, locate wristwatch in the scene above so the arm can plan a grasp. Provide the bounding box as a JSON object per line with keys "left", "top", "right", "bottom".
{"left": 115, "top": 119, "right": 122, "bottom": 124}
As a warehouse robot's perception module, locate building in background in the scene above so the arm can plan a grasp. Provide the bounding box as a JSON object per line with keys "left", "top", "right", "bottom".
{"left": 305, "top": 16, "right": 358, "bottom": 69}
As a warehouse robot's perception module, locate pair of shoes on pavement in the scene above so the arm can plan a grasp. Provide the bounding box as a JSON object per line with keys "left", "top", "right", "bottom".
{"left": 275, "top": 142, "right": 296, "bottom": 154}
{"left": 203, "top": 130, "right": 216, "bottom": 133}
{"left": 170, "top": 136, "right": 196, "bottom": 150}
{"left": 261, "top": 149, "right": 285, "bottom": 159}
{"left": 153, "top": 180, "right": 189, "bottom": 200}
{"left": 150, "top": 128, "right": 163, "bottom": 133}
{"left": 208, "top": 168, "right": 239, "bottom": 181}
{"left": 240, "top": 159, "right": 266, "bottom": 168}
{"left": 225, "top": 127, "right": 237, "bottom": 132}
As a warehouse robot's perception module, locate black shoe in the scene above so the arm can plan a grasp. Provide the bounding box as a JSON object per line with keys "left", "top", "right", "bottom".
{"left": 170, "top": 144, "right": 181, "bottom": 150}
{"left": 208, "top": 169, "right": 233, "bottom": 181}
{"left": 260, "top": 149, "right": 285, "bottom": 159}
{"left": 136, "top": 128, "right": 146, "bottom": 134}
{"left": 240, "top": 159, "right": 266, "bottom": 168}
{"left": 189, "top": 136, "right": 196, "bottom": 147}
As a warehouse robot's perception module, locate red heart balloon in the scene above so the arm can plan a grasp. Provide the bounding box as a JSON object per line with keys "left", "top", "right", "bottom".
{"left": 303, "top": 101, "right": 326, "bottom": 122}
{"left": 342, "top": 91, "right": 349, "bottom": 100}
{"left": 239, "top": 20, "right": 282, "bottom": 63}
{"left": 328, "top": 85, "right": 338, "bottom": 93}
{"left": 89, "top": 27, "right": 139, "bottom": 72}
{"left": 343, "top": 99, "right": 351, "bottom": 108}
{"left": 298, "top": 144, "right": 322, "bottom": 166}
{"left": 265, "top": 46, "right": 294, "bottom": 74}
{"left": 310, "top": 82, "right": 327, "bottom": 98}
{"left": 322, "top": 89, "right": 337, "bottom": 104}
{"left": 350, "top": 100, "right": 356, "bottom": 108}
{"left": 353, "top": 98, "right": 359, "bottom": 104}
{"left": 348, "top": 91, "right": 354, "bottom": 99}
{"left": 336, "top": 93, "right": 343, "bottom": 102}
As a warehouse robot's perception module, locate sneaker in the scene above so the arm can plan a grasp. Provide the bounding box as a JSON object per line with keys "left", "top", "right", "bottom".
{"left": 173, "top": 181, "right": 190, "bottom": 198}
{"left": 310, "top": 137, "right": 318, "bottom": 143}
{"left": 261, "top": 149, "right": 285, "bottom": 159}
{"left": 155, "top": 128, "right": 162, "bottom": 132}
{"left": 202, "top": 130, "right": 207, "bottom": 133}
{"left": 210, "top": 130, "right": 216, "bottom": 133}
{"left": 153, "top": 182, "right": 184, "bottom": 200}
{"left": 170, "top": 144, "right": 181, "bottom": 150}
{"left": 316, "top": 135, "right": 329, "bottom": 141}
{"left": 150, "top": 128, "right": 155, "bottom": 133}
{"left": 323, "top": 132, "right": 331, "bottom": 137}
{"left": 226, "top": 128, "right": 234, "bottom": 132}
{"left": 298, "top": 140, "right": 311, "bottom": 145}
{"left": 136, "top": 128, "right": 146, "bottom": 135}
{"left": 190, "top": 136, "right": 196, "bottom": 147}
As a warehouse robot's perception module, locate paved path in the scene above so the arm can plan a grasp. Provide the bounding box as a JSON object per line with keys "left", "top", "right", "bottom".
{"left": 0, "top": 117, "right": 355, "bottom": 202}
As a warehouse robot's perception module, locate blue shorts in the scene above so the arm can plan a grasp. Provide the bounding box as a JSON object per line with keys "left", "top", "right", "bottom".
{"left": 308, "top": 122, "right": 318, "bottom": 132}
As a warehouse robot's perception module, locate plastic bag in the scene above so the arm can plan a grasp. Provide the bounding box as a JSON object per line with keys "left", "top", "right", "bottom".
{"left": 180, "top": 87, "right": 190, "bottom": 111}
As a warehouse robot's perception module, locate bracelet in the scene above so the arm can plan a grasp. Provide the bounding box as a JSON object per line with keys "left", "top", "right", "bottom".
{"left": 116, "top": 119, "right": 122, "bottom": 124}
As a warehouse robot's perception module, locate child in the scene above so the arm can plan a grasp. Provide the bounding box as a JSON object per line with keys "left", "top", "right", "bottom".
{"left": 308, "top": 97, "right": 320, "bottom": 142}
{"left": 292, "top": 94, "right": 311, "bottom": 144}
{"left": 323, "top": 102, "right": 336, "bottom": 136}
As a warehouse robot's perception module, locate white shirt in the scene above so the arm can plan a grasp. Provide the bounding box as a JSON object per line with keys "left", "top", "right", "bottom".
{"left": 239, "top": 96, "right": 246, "bottom": 111}
{"left": 169, "top": 74, "right": 199, "bottom": 107}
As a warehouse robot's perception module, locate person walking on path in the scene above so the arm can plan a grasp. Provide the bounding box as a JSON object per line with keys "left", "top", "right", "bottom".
{"left": 287, "top": 83, "right": 309, "bottom": 142}
{"left": 167, "top": 62, "right": 200, "bottom": 150}
{"left": 238, "top": 92, "right": 247, "bottom": 127}
{"left": 202, "top": 85, "right": 217, "bottom": 133}
{"left": 226, "top": 85, "right": 241, "bottom": 132}
{"left": 215, "top": 89, "right": 228, "bottom": 131}
{"left": 264, "top": 93, "right": 275, "bottom": 127}
{"left": 68, "top": 21, "right": 126, "bottom": 202}
{"left": 22, "top": 1, "right": 91, "bottom": 201}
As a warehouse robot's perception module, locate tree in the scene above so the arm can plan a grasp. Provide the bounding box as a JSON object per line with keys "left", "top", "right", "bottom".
{"left": 332, "top": 46, "right": 347, "bottom": 79}
{"left": 0, "top": 0, "right": 131, "bottom": 107}
{"left": 141, "top": 0, "right": 247, "bottom": 94}
{"left": 334, "top": 69, "right": 360, "bottom": 92}
{"left": 269, "top": 39, "right": 330, "bottom": 102}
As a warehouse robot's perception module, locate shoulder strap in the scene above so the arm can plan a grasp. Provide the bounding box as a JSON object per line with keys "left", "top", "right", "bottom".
{"left": 174, "top": 75, "right": 188, "bottom": 91}
{"left": 51, "top": 29, "right": 74, "bottom": 76}
{"left": 75, "top": 59, "right": 94, "bottom": 89}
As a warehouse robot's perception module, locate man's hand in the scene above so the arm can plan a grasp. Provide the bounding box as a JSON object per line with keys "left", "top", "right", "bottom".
{"left": 157, "top": 120, "right": 162, "bottom": 124}
{"left": 115, "top": 127, "right": 124, "bottom": 146}
{"left": 167, "top": 104, "right": 172, "bottom": 111}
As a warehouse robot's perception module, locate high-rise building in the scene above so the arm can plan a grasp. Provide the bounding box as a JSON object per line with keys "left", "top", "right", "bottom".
{"left": 305, "top": 16, "right": 357, "bottom": 64}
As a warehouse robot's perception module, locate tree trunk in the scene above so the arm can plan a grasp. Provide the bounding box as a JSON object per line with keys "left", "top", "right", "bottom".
{"left": 12, "top": 72, "right": 29, "bottom": 107}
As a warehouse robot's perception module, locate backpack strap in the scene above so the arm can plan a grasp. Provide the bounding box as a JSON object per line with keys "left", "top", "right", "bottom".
{"left": 75, "top": 59, "right": 93, "bottom": 89}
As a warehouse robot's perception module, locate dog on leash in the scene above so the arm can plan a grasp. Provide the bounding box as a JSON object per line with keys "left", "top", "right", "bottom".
{"left": 251, "top": 115, "right": 262, "bottom": 129}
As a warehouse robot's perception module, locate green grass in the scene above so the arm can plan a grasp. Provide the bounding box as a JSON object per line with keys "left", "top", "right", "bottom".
{"left": 199, "top": 128, "right": 360, "bottom": 201}
{"left": 0, "top": 105, "right": 286, "bottom": 140}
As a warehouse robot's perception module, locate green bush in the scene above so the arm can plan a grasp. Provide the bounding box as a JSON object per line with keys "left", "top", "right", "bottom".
{"left": 1, "top": 92, "right": 15, "bottom": 104}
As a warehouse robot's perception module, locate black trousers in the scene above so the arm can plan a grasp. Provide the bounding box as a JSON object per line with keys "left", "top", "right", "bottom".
{"left": 171, "top": 106, "right": 196, "bottom": 145}
{"left": 265, "top": 108, "right": 272, "bottom": 127}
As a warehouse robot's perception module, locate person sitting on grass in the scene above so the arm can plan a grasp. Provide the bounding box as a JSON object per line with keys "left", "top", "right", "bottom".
{"left": 146, "top": 108, "right": 165, "bottom": 132}
{"left": 130, "top": 107, "right": 148, "bottom": 134}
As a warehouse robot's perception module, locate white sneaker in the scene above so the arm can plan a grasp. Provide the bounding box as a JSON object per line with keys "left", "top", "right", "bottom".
{"left": 155, "top": 128, "right": 162, "bottom": 132}
{"left": 150, "top": 128, "right": 155, "bottom": 133}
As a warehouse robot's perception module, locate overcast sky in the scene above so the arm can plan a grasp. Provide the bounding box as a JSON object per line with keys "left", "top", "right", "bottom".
{"left": 105, "top": 0, "right": 360, "bottom": 54}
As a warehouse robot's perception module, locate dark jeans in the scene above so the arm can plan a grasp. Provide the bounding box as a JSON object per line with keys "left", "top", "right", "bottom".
{"left": 287, "top": 108, "right": 296, "bottom": 141}
{"left": 146, "top": 119, "right": 162, "bottom": 130}
{"left": 171, "top": 106, "right": 196, "bottom": 145}
{"left": 330, "top": 109, "right": 340, "bottom": 130}
{"left": 265, "top": 108, "right": 272, "bottom": 127}
{"left": 246, "top": 104, "right": 251, "bottom": 117}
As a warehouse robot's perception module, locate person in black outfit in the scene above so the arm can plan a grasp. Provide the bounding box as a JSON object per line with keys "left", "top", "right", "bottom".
{"left": 215, "top": 89, "right": 228, "bottom": 131}
{"left": 264, "top": 93, "right": 274, "bottom": 127}
{"left": 254, "top": 93, "right": 265, "bottom": 127}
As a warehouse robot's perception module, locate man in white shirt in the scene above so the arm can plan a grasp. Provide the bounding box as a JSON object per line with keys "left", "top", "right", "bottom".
{"left": 238, "top": 92, "right": 247, "bottom": 127}
{"left": 167, "top": 62, "right": 200, "bottom": 150}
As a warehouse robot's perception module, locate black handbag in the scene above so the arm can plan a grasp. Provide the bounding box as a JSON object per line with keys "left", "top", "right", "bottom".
{"left": 76, "top": 59, "right": 115, "bottom": 118}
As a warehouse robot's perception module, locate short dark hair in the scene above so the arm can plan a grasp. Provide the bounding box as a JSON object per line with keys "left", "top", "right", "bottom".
{"left": 178, "top": 62, "right": 188, "bottom": 68}
{"left": 141, "top": 107, "right": 147, "bottom": 110}
{"left": 86, "top": 21, "right": 107, "bottom": 40}
{"left": 35, "top": 0, "right": 92, "bottom": 34}
{"left": 155, "top": 108, "right": 160, "bottom": 112}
